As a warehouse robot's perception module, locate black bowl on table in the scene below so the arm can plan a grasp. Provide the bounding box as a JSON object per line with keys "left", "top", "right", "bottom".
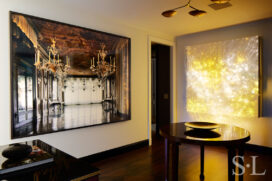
{"left": 2, "top": 144, "right": 32, "bottom": 161}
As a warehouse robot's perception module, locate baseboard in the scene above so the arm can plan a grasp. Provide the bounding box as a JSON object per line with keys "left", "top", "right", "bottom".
{"left": 80, "top": 140, "right": 271, "bottom": 163}
{"left": 80, "top": 139, "right": 149, "bottom": 163}
{"left": 245, "top": 143, "right": 272, "bottom": 154}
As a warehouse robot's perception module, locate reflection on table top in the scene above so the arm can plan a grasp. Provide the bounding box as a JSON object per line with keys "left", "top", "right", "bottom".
{"left": 160, "top": 122, "right": 250, "bottom": 146}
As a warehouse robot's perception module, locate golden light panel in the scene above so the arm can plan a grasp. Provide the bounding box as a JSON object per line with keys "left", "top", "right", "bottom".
{"left": 186, "top": 36, "right": 260, "bottom": 118}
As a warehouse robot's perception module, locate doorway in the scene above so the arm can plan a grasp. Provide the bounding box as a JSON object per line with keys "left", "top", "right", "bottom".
{"left": 151, "top": 43, "right": 171, "bottom": 138}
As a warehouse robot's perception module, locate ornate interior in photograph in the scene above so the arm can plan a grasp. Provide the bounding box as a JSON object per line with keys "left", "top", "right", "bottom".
{"left": 10, "top": 12, "right": 131, "bottom": 138}
{"left": 186, "top": 36, "right": 261, "bottom": 118}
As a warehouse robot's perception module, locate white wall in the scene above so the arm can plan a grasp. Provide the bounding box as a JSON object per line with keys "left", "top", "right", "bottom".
{"left": 0, "top": 0, "right": 174, "bottom": 158}
{"left": 176, "top": 18, "right": 272, "bottom": 148}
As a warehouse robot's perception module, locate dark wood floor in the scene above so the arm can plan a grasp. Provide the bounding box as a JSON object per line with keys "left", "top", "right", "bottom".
{"left": 90, "top": 134, "right": 271, "bottom": 181}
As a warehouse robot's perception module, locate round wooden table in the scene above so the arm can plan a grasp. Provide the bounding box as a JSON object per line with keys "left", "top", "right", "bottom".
{"left": 160, "top": 122, "right": 250, "bottom": 181}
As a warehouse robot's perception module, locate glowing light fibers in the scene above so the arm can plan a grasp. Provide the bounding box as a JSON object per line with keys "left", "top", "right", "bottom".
{"left": 186, "top": 36, "right": 259, "bottom": 118}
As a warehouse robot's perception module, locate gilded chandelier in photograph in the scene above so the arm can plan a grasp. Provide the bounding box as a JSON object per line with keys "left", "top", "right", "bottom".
{"left": 90, "top": 43, "right": 116, "bottom": 80}
{"left": 34, "top": 38, "right": 71, "bottom": 78}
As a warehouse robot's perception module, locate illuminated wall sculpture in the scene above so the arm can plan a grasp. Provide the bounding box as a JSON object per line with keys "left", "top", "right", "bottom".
{"left": 186, "top": 36, "right": 261, "bottom": 118}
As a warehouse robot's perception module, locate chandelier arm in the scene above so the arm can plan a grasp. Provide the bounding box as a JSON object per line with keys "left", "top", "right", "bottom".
{"left": 164, "top": 0, "right": 205, "bottom": 12}
{"left": 172, "top": 0, "right": 191, "bottom": 10}
{"left": 172, "top": 4, "right": 189, "bottom": 11}
{"left": 188, "top": 5, "right": 199, "bottom": 11}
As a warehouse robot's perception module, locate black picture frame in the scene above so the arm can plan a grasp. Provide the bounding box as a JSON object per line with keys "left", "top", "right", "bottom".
{"left": 10, "top": 11, "right": 131, "bottom": 139}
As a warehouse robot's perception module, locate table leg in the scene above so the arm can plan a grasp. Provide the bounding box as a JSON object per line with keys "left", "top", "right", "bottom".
{"left": 165, "top": 138, "right": 179, "bottom": 181}
{"left": 200, "top": 145, "right": 205, "bottom": 180}
{"left": 165, "top": 139, "right": 168, "bottom": 181}
{"left": 238, "top": 146, "right": 245, "bottom": 181}
{"left": 227, "top": 147, "right": 236, "bottom": 181}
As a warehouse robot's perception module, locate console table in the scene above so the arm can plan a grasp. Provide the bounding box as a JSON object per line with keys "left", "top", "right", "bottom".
{"left": 0, "top": 140, "right": 99, "bottom": 181}
{"left": 160, "top": 122, "right": 250, "bottom": 181}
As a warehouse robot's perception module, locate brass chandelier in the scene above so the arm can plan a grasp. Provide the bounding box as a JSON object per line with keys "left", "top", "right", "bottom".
{"left": 162, "top": 0, "right": 207, "bottom": 17}
{"left": 34, "top": 38, "right": 70, "bottom": 78}
{"left": 90, "top": 43, "right": 116, "bottom": 80}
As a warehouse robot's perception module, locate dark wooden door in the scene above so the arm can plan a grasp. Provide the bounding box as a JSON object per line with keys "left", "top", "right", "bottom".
{"left": 151, "top": 44, "right": 170, "bottom": 136}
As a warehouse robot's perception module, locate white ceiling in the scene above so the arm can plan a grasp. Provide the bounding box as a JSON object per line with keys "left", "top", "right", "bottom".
{"left": 63, "top": 0, "right": 272, "bottom": 37}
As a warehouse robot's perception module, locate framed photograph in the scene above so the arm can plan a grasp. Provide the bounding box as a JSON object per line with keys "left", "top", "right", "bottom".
{"left": 10, "top": 11, "right": 131, "bottom": 139}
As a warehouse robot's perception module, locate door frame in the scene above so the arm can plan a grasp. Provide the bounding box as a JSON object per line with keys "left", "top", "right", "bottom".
{"left": 148, "top": 36, "right": 177, "bottom": 145}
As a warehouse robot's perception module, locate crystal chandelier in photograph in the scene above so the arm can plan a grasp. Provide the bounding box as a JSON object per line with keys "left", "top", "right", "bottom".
{"left": 90, "top": 43, "right": 116, "bottom": 80}
{"left": 34, "top": 38, "right": 70, "bottom": 78}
